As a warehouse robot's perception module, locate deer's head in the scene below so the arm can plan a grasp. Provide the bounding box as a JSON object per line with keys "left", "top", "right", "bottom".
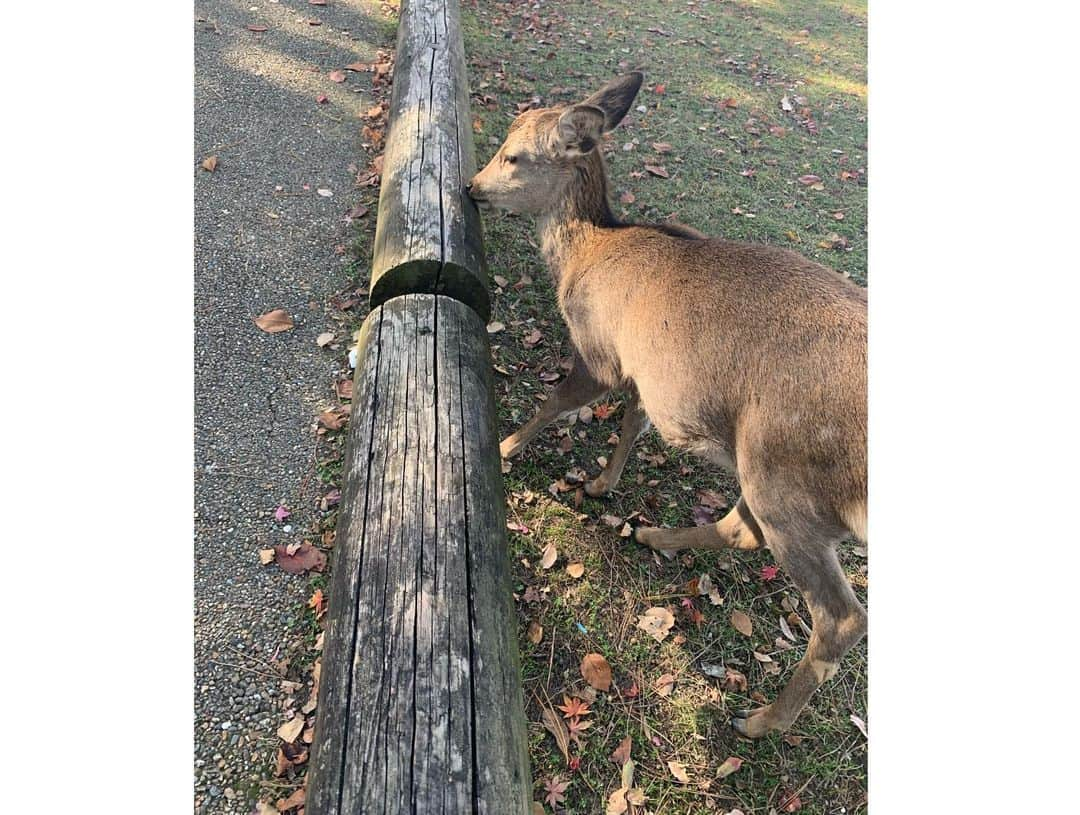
{"left": 467, "top": 72, "right": 644, "bottom": 215}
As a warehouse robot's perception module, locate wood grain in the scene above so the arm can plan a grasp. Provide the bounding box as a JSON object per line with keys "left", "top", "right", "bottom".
{"left": 369, "top": 0, "right": 490, "bottom": 319}
{"left": 306, "top": 294, "right": 531, "bottom": 814}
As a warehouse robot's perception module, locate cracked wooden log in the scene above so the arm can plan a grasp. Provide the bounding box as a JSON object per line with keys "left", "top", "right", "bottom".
{"left": 306, "top": 294, "right": 531, "bottom": 814}
{"left": 369, "top": 0, "right": 490, "bottom": 319}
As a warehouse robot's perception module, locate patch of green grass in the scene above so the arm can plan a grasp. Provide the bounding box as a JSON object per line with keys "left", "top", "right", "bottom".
{"left": 463, "top": 0, "right": 867, "bottom": 812}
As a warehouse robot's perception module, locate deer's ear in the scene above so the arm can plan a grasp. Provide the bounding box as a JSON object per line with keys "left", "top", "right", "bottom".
{"left": 581, "top": 72, "right": 644, "bottom": 132}
{"left": 555, "top": 105, "right": 605, "bottom": 157}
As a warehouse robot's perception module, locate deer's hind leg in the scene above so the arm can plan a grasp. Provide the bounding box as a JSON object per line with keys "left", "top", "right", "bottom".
{"left": 732, "top": 524, "right": 866, "bottom": 738}
{"left": 634, "top": 497, "right": 765, "bottom": 552}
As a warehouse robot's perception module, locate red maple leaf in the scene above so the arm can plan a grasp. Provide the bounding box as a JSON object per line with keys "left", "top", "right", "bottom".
{"left": 593, "top": 403, "right": 615, "bottom": 420}
{"left": 557, "top": 695, "right": 591, "bottom": 719}
{"left": 566, "top": 716, "right": 592, "bottom": 746}
{"left": 760, "top": 565, "right": 780, "bottom": 582}
{"left": 544, "top": 775, "right": 569, "bottom": 806}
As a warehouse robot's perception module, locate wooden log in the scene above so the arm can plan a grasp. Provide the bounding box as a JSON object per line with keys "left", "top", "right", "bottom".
{"left": 369, "top": 0, "right": 490, "bottom": 320}
{"left": 307, "top": 294, "right": 531, "bottom": 814}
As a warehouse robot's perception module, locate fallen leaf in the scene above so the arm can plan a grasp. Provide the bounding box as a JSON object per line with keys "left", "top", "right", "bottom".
{"left": 691, "top": 505, "right": 717, "bottom": 526}
{"left": 316, "top": 332, "right": 335, "bottom": 347}
{"left": 566, "top": 715, "right": 592, "bottom": 746}
{"left": 316, "top": 94, "right": 329, "bottom": 104}
{"left": 259, "top": 549, "right": 275, "bottom": 565}
{"left": 780, "top": 791, "right": 803, "bottom": 812}
{"left": 558, "top": 695, "right": 591, "bottom": 719}
{"left": 581, "top": 652, "right": 612, "bottom": 691}
{"left": 277, "top": 716, "right": 304, "bottom": 744}
{"left": 255, "top": 309, "right": 294, "bottom": 333}
{"left": 651, "top": 142, "right": 672, "bottom": 153}
{"left": 619, "top": 191, "right": 635, "bottom": 204}
{"left": 543, "top": 776, "right": 569, "bottom": 807}
{"left": 318, "top": 408, "right": 348, "bottom": 430}
{"left": 345, "top": 61, "right": 372, "bottom": 72}
{"left": 667, "top": 760, "right": 690, "bottom": 783}
{"left": 637, "top": 607, "right": 675, "bottom": 642}
{"left": 486, "top": 321, "right": 505, "bottom": 334}
{"left": 716, "top": 755, "right": 743, "bottom": 779}
{"left": 606, "top": 788, "right": 629, "bottom": 815}
{"left": 527, "top": 621, "right": 543, "bottom": 644}
{"left": 247, "top": 24, "right": 269, "bottom": 33}
{"left": 567, "top": 561, "right": 585, "bottom": 579}
{"left": 644, "top": 164, "right": 670, "bottom": 178}
{"left": 317, "top": 188, "right": 333, "bottom": 197}
{"left": 731, "top": 610, "right": 753, "bottom": 637}
{"left": 654, "top": 673, "right": 675, "bottom": 696}
{"left": 273, "top": 542, "right": 327, "bottom": 575}
{"left": 850, "top": 712, "right": 868, "bottom": 739}
{"left": 276, "top": 787, "right": 305, "bottom": 812}
{"left": 780, "top": 95, "right": 794, "bottom": 112}
{"left": 797, "top": 174, "right": 821, "bottom": 185}
{"left": 540, "top": 541, "right": 558, "bottom": 569}
{"left": 344, "top": 203, "right": 368, "bottom": 220}
{"left": 541, "top": 707, "right": 571, "bottom": 762}
{"left": 308, "top": 588, "right": 325, "bottom": 616}
{"left": 328, "top": 70, "right": 347, "bottom": 83}
{"left": 601, "top": 513, "right": 624, "bottom": 528}
{"left": 274, "top": 505, "right": 291, "bottom": 522}
{"left": 610, "top": 735, "right": 632, "bottom": 766}
{"left": 201, "top": 155, "right": 219, "bottom": 172}
{"left": 760, "top": 564, "right": 779, "bottom": 581}
{"left": 523, "top": 328, "right": 543, "bottom": 348}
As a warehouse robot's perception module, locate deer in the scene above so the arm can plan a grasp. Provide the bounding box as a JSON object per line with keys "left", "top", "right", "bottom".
{"left": 466, "top": 72, "right": 866, "bottom": 739}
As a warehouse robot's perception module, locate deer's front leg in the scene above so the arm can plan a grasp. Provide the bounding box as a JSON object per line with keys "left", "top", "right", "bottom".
{"left": 585, "top": 391, "right": 648, "bottom": 497}
{"left": 500, "top": 355, "right": 608, "bottom": 459}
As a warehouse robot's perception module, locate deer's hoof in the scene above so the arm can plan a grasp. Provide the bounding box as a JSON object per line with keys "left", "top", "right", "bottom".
{"left": 584, "top": 477, "right": 610, "bottom": 498}
{"left": 731, "top": 706, "right": 773, "bottom": 739}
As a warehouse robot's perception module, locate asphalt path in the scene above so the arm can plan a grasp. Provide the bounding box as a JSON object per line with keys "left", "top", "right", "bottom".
{"left": 194, "top": 2, "right": 385, "bottom": 811}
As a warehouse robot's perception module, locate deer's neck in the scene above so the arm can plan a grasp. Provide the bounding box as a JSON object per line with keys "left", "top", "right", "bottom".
{"left": 536, "top": 153, "right": 617, "bottom": 282}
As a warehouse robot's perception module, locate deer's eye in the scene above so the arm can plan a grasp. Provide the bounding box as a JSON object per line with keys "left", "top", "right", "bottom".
{"left": 504, "top": 154, "right": 518, "bottom": 165}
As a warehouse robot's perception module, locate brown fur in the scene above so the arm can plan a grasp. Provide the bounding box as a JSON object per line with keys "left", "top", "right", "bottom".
{"left": 469, "top": 74, "right": 867, "bottom": 738}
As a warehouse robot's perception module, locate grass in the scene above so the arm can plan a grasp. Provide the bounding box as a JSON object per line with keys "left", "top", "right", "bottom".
{"left": 459, "top": 0, "right": 868, "bottom": 812}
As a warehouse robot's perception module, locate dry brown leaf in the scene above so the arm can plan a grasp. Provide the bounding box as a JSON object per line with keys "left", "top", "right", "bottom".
{"left": 637, "top": 607, "right": 675, "bottom": 642}
{"left": 667, "top": 760, "right": 690, "bottom": 783}
{"left": 258, "top": 549, "right": 275, "bottom": 565}
{"left": 580, "top": 652, "right": 612, "bottom": 691}
{"left": 731, "top": 609, "right": 754, "bottom": 637}
{"left": 540, "top": 541, "right": 558, "bottom": 569}
{"left": 644, "top": 164, "right": 670, "bottom": 178}
{"left": 716, "top": 755, "right": 743, "bottom": 779}
{"left": 527, "top": 621, "right": 543, "bottom": 644}
{"left": 722, "top": 667, "right": 748, "bottom": 692}
{"left": 255, "top": 309, "right": 294, "bottom": 333}
{"left": 566, "top": 562, "right": 585, "bottom": 579}
{"left": 606, "top": 788, "right": 629, "bottom": 815}
{"left": 316, "top": 331, "right": 335, "bottom": 347}
{"left": 610, "top": 734, "right": 632, "bottom": 766}
{"left": 276, "top": 786, "right": 305, "bottom": 812}
{"left": 201, "top": 155, "right": 219, "bottom": 172}
{"left": 318, "top": 408, "right": 348, "bottom": 430}
{"left": 277, "top": 716, "right": 304, "bottom": 743}
{"left": 541, "top": 706, "right": 570, "bottom": 762}
{"left": 654, "top": 673, "right": 675, "bottom": 696}
{"left": 273, "top": 542, "right": 327, "bottom": 575}
{"left": 255, "top": 804, "right": 279, "bottom": 815}
{"left": 328, "top": 69, "right": 347, "bottom": 83}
